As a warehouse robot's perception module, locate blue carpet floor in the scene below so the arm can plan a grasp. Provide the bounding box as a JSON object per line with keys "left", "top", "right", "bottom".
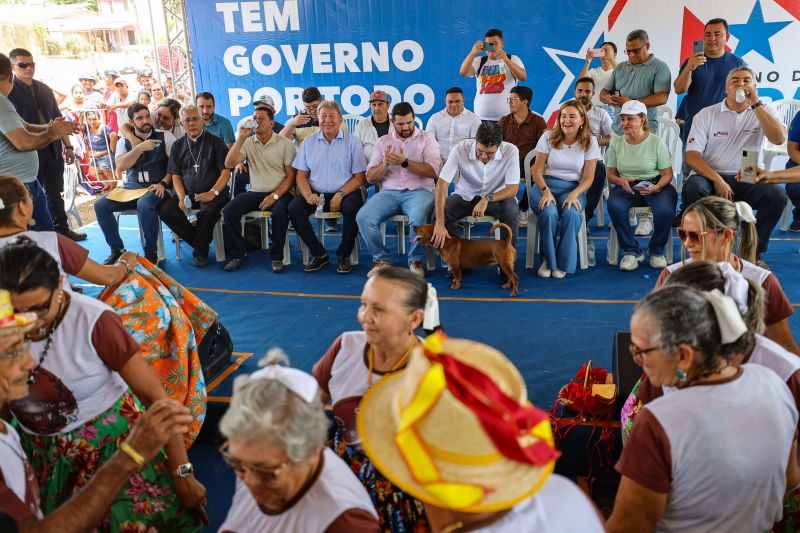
{"left": 74, "top": 213, "right": 800, "bottom": 531}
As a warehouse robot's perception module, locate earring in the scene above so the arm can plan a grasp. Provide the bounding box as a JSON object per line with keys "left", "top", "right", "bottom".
{"left": 675, "top": 368, "right": 687, "bottom": 382}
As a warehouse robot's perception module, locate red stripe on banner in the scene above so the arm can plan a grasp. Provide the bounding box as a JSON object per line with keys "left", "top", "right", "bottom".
{"left": 607, "top": 0, "right": 629, "bottom": 31}
{"left": 679, "top": 7, "right": 706, "bottom": 66}
{"left": 546, "top": 109, "right": 559, "bottom": 128}
{"left": 774, "top": 0, "right": 800, "bottom": 21}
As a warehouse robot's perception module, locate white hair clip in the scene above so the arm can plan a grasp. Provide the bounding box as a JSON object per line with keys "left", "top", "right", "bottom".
{"left": 704, "top": 289, "right": 748, "bottom": 344}
{"left": 715, "top": 262, "right": 749, "bottom": 314}
{"left": 734, "top": 201, "right": 756, "bottom": 223}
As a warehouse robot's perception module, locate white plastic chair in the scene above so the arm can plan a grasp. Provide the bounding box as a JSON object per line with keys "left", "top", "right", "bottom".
{"left": 374, "top": 183, "right": 437, "bottom": 271}
{"left": 523, "top": 150, "right": 589, "bottom": 269}
{"left": 607, "top": 207, "right": 674, "bottom": 265}
{"left": 657, "top": 117, "right": 683, "bottom": 193}
{"left": 656, "top": 105, "right": 674, "bottom": 120}
{"left": 113, "top": 210, "right": 166, "bottom": 261}
{"left": 174, "top": 211, "right": 225, "bottom": 262}
{"left": 299, "top": 210, "right": 360, "bottom": 266}
{"left": 763, "top": 99, "right": 800, "bottom": 171}
{"left": 343, "top": 114, "right": 364, "bottom": 134}
{"left": 240, "top": 211, "right": 290, "bottom": 265}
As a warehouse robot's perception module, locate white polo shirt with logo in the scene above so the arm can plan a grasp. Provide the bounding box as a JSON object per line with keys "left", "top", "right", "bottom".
{"left": 440, "top": 139, "right": 520, "bottom": 200}
{"left": 685, "top": 100, "right": 780, "bottom": 175}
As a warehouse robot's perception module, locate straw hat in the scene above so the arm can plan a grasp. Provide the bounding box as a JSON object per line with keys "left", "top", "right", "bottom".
{"left": 357, "top": 332, "right": 559, "bottom": 512}
{"left": 0, "top": 290, "right": 35, "bottom": 337}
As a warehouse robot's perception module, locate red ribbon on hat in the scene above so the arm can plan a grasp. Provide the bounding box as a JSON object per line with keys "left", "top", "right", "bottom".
{"left": 423, "top": 333, "right": 560, "bottom": 466}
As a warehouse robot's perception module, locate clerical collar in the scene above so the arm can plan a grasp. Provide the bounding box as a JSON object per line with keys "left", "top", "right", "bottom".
{"left": 188, "top": 131, "right": 204, "bottom": 143}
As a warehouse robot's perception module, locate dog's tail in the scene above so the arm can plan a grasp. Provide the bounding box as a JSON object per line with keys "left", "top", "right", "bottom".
{"left": 488, "top": 223, "right": 513, "bottom": 247}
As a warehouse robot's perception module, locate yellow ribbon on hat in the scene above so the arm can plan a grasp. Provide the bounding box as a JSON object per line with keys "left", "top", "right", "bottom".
{"left": 395, "top": 352, "right": 486, "bottom": 508}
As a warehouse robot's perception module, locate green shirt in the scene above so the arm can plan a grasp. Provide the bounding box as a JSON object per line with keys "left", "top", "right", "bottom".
{"left": 604, "top": 54, "right": 672, "bottom": 135}
{"left": 604, "top": 133, "right": 671, "bottom": 180}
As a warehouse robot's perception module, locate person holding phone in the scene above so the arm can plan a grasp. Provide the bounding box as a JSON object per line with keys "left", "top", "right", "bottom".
{"left": 605, "top": 101, "right": 677, "bottom": 271}
{"left": 578, "top": 42, "right": 618, "bottom": 113}
{"left": 674, "top": 18, "right": 746, "bottom": 163}
{"left": 459, "top": 28, "right": 526, "bottom": 122}
{"left": 93, "top": 103, "right": 176, "bottom": 266}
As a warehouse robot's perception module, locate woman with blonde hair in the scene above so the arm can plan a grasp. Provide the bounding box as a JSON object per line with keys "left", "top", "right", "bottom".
{"left": 655, "top": 196, "right": 799, "bottom": 354}
{"left": 529, "top": 99, "right": 600, "bottom": 277}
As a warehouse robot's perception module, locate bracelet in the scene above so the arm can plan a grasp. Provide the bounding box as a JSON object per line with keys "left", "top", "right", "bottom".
{"left": 159, "top": 180, "right": 171, "bottom": 190}
{"left": 65, "top": 146, "right": 74, "bottom": 151}
{"left": 117, "top": 258, "right": 133, "bottom": 274}
{"left": 119, "top": 442, "right": 145, "bottom": 468}
{"left": 540, "top": 186, "right": 549, "bottom": 193}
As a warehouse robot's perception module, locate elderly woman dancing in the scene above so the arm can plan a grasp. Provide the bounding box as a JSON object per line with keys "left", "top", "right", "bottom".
{"left": 218, "top": 352, "right": 380, "bottom": 532}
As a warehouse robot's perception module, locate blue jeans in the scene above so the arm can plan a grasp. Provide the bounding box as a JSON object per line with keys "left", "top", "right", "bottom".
{"left": 584, "top": 161, "right": 607, "bottom": 223}
{"left": 94, "top": 185, "right": 167, "bottom": 252}
{"left": 528, "top": 176, "right": 585, "bottom": 273}
{"left": 25, "top": 180, "right": 54, "bottom": 231}
{"left": 356, "top": 189, "right": 434, "bottom": 263}
{"left": 607, "top": 184, "right": 678, "bottom": 256}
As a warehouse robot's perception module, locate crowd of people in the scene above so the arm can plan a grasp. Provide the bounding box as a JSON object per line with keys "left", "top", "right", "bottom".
{"left": 0, "top": 14, "right": 800, "bottom": 533}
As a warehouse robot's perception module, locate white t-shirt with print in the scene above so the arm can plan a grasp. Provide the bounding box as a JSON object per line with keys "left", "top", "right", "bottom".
{"left": 535, "top": 130, "right": 601, "bottom": 182}
{"left": 471, "top": 55, "right": 525, "bottom": 121}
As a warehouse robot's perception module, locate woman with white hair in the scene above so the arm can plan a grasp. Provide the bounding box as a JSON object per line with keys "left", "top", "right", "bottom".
{"left": 218, "top": 352, "right": 380, "bottom": 533}
{"left": 609, "top": 285, "right": 797, "bottom": 532}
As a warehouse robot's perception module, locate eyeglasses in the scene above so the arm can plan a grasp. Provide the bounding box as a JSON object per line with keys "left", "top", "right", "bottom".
{"left": 15, "top": 288, "right": 56, "bottom": 318}
{"left": 506, "top": 97, "right": 521, "bottom": 103}
{"left": 625, "top": 45, "right": 646, "bottom": 55}
{"left": 219, "top": 442, "right": 289, "bottom": 485}
{"left": 13, "top": 62, "right": 35, "bottom": 69}
{"left": 629, "top": 342, "right": 660, "bottom": 363}
{"left": 677, "top": 228, "right": 718, "bottom": 243}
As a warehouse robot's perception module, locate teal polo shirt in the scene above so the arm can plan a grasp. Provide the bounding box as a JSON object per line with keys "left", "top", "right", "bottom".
{"left": 203, "top": 113, "right": 235, "bottom": 144}
{"left": 604, "top": 54, "right": 672, "bottom": 135}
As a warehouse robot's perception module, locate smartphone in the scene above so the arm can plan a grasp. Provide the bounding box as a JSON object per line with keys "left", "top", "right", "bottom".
{"left": 632, "top": 180, "right": 653, "bottom": 191}
{"left": 740, "top": 148, "right": 758, "bottom": 184}
{"left": 692, "top": 39, "right": 704, "bottom": 55}
{"left": 591, "top": 48, "right": 606, "bottom": 58}
{"left": 484, "top": 41, "right": 496, "bottom": 52}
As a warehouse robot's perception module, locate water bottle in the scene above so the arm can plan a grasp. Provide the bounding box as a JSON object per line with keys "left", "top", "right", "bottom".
{"left": 183, "top": 195, "right": 192, "bottom": 209}
{"left": 735, "top": 88, "right": 746, "bottom": 104}
{"left": 315, "top": 194, "right": 325, "bottom": 216}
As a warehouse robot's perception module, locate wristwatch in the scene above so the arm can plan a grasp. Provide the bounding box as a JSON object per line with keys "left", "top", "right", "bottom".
{"left": 272, "top": 193, "right": 280, "bottom": 201}
{"left": 751, "top": 101, "right": 763, "bottom": 110}
{"left": 401, "top": 158, "right": 409, "bottom": 168}
{"left": 335, "top": 190, "right": 345, "bottom": 197}
{"left": 212, "top": 189, "right": 220, "bottom": 196}
{"left": 486, "top": 193, "right": 495, "bottom": 202}
{"left": 174, "top": 463, "right": 194, "bottom": 477}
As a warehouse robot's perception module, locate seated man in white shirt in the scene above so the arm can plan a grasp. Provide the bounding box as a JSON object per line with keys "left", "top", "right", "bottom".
{"left": 425, "top": 87, "right": 482, "bottom": 163}
{"left": 431, "top": 122, "right": 520, "bottom": 252}
{"left": 353, "top": 90, "right": 394, "bottom": 161}
{"left": 683, "top": 66, "right": 786, "bottom": 262}
{"left": 357, "top": 102, "right": 441, "bottom": 278}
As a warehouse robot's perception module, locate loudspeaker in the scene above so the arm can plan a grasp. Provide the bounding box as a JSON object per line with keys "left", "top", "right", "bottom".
{"left": 612, "top": 331, "right": 642, "bottom": 412}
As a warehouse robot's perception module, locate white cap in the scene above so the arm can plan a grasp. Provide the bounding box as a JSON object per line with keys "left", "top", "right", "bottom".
{"left": 254, "top": 95, "right": 275, "bottom": 109}
{"left": 620, "top": 100, "right": 647, "bottom": 115}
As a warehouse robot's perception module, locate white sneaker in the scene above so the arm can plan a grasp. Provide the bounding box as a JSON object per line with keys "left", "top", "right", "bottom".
{"left": 538, "top": 261, "right": 552, "bottom": 278}
{"left": 635, "top": 214, "right": 653, "bottom": 236}
{"left": 552, "top": 269, "right": 566, "bottom": 279}
{"left": 620, "top": 254, "right": 642, "bottom": 271}
{"left": 649, "top": 255, "right": 668, "bottom": 268}
{"left": 517, "top": 211, "right": 529, "bottom": 226}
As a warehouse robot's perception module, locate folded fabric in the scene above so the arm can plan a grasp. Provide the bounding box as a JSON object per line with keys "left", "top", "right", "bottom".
{"left": 99, "top": 258, "right": 216, "bottom": 446}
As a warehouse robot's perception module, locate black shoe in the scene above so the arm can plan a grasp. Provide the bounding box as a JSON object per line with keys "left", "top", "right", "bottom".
{"left": 272, "top": 259, "right": 285, "bottom": 273}
{"left": 337, "top": 256, "right": 352, "bottom": 274}
{"left": 790, "top": 220, "right": 800, "bottom": 232}
{"left": 304, "top": 253, "right": 330, "bottom": 272}
{"left": 224, "top": 257, "right": 246, "bottom": 271}
{"left": 143, "top": 248, "right": 159, "bottom": 265}
{"left": 58, "top": 227, "right": 87, "bottom": 241}
{"left": 194, "top": 255, "right": 208, "bottom": 268}
{"left": 103, "top": 249, "right": 125, "bottom": 265}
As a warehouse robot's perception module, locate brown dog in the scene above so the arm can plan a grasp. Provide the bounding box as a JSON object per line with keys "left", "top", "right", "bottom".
{"left": 413, "top": 223, "right": 519, "bottom": 297}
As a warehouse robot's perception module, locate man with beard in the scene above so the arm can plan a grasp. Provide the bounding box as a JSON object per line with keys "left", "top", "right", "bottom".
{"left": 93, "top": 103, "right": 176, "bottom": 265}
{"left": 574, "top": 77, "right": 612, "bottom": 262}
{"left": 196, "top": 91, "right": 235, "bottom": 148}
{"left": 159, "top": 104, "right": 231, "bottom": 267}
{"left": 357, "top": 102, "right": 441, "bottom": 277}
{"left": 353, "top": 90, "right": 394, "bottom": 161}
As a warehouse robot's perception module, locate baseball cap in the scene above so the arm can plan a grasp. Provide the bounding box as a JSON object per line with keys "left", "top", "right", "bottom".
{"left": 103, "top": 69, "right": 120, "bottom": 79}
{"left": 79, "top": 72, "right": 95, "bottom": 81}
{"left": 253, "top": 95, "right": 276, "bottom": 109}
{"left": 620, "top": 100, "right": 647, "bottom": 115}
{"left": 114, "top": 79, "right": 128, "bottom": 87}
{"left": 369, "top": 90, "right": 390, "bottom": 104}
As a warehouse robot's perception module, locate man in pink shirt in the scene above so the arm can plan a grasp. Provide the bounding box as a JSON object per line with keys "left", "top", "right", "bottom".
{"left": 357, "top": 102, "right": 441, "bottom": 277}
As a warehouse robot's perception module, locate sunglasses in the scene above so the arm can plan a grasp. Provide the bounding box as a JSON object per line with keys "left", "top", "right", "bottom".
{"left": 219, "top": 442, "right": 289, "bottom": 485}
{"left": 677, "top": 228, "right": 718, "bottom": 243}
{"left": 14, "top": 62, "right": 35, "bottom": 69}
